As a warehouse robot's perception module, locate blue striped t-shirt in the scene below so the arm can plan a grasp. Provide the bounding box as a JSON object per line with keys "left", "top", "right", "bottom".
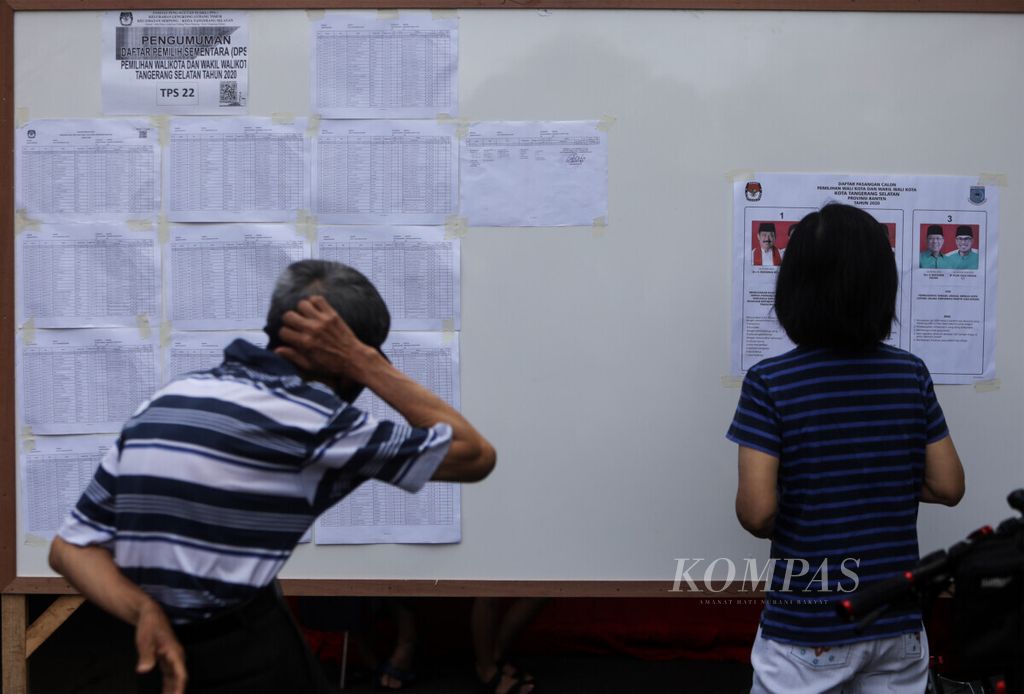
{"left": 727, "top": 345, "right": 948, "bottom": 646}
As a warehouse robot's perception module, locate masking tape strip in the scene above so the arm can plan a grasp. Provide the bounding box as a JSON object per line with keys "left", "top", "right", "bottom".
{"left": 136, "top": 314, "right": 152, "bottom": 340}
{"left": 22, "top": 317, "right": 36, "bottom": 345}
{"left": 272, "top": 112, "right": 296, "bottom": 125}
{"left": 15, "top": 107, "right": 30, "bottom": 129}
{"left": 158, "top": 215, "right": 170, "bottom": 245}
{"left": 435, "top": 115, "right": 469, "bottom": 140}
{"left": 444, "top": 216, "right": 467, "bottom": 239}
{"left": 307, "top": 115, "right": 321, "bottom": 139}
{"left": 125, "top": 218, "right": 152, "bottom": 232}
{"left": 721, "top": 376, "right": 743, "bottom": 388}
{"left": 977, "top": 173, "right": 1008, "bottom": 188}
{"left": 442, "top": 319, "right": 455, "bottom": 334}
{"left": 727, "top": 169, "right": 757, "bottom": 182}
{"left": 597, "top": 115, "right": 617, "bottom": 132}
{"left": 14, "top": 209, "right": 40, "bottom": 235}
{"left": 150, "top": 115, "right": 170, "bottom": 148}
{"left": 21, "top": 426, "right": 35, "bottom": 454}
{"left": 24, "top": 534, "right": 49, "bottom": 547}
{"left": 377, "top": 9, "right": 400, "bottom": 19}
{"left": 431, "top": 9, "right": 458, "bottom": 19}
{"left": 297, "top": 210, "right": 317, "bottom": 244}
{"left": 974, "top": 379, "right": 1001, "bottom": 393}
{"left": 160, "top": 321, "right": 173, "bottom": 348}
{"left": 592, "top": 216, "right": 608, "bottom": 237}
{"left": 306, "top": 9, "right": 325, "bottom": 21}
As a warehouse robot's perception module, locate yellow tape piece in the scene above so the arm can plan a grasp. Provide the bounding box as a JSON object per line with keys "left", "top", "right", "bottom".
{"left": 435, "top": 115, "right": 469, "bottom": 140}
{"left": 24, "top": 534, "right": 49, "bottom": 547}
{"left": 125, "top": 218, "right": 152, "bottom": 232}
{"left": 160, "top": 321, "right": 173, "bottom": 348}
{"left": 21, "top": 427, "right": 35, "bottom": 454}
{"left": 444, "top": 216, "right": 468, "bottom": 239}
{"left": 721, "top": 376, "right": 743, "bottom": 388}
{"left": 137, "top": 315, "right": 152, "bottom": 340}
{"left": 727, "top": 169, "right": 757, "bottom": 182}
{"left": 377, "top": 9, "right": 400, "bottom": 20}
{"left": 431, "top": 9, "right": 458, "bottom": 19}
{"left": 272, "top": 112, "right": 296, "bottom": 125}
{"left": 442, "top": 319, "right": 455, "bottom": 334}
{"left": 306, "top": 9, "right": 326, "bottom": 21}
{"left": 158, "top": 215, "right": 170, "bottom": 245}
{"left": 974, "top": 379, "right": 1001, "bottom": 393}
{"left": 15, "top": 107, "right": 30, "bottom": 129}
{"left": 977, "top": 173, "right": 1008, "bottom": 188}
{"left": 591, "top": 216, "right": 608, "bottom": 238}
{"left": 150, "top": 115, "right": 170, "bottom": 148}
{"left": 296, "top": 210, "right": 318, "bottom": 244}
{"left": 15, "top": 210, "right": 40, "bottom": 235}
{"left": 597, "top": 115, "right": 617, "bottom": 132}
{"left": 307, "top": 115, "right": 321, "bottom": 139}
{"left": 22, "top": 318, "right": 36, "bottom": 345}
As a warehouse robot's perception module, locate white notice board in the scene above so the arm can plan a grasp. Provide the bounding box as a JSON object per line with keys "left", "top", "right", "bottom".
{"left": 10, "top": 9, "right": 1024, "bottom": 588}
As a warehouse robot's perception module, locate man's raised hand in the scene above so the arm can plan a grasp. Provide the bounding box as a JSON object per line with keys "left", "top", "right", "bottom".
{"left": 275, "top": 295, "right": 376, "bottom": 380}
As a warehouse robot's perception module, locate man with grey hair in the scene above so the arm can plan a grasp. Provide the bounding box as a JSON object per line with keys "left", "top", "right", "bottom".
{"left": 49, "top": 260, "right": 496, "bottom": 693}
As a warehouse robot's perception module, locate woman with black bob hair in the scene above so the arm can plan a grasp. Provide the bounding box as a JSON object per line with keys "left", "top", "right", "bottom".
{"left": 727, "top": 203, "right": 965, "bottom": 693}
{"left": 775, "top": 203, "right": 897, "bottom": 351}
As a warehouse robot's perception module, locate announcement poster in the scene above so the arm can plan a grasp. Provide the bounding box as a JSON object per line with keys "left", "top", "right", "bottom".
{"left": 103, "top": 10, "right": 249, "bottom": 115}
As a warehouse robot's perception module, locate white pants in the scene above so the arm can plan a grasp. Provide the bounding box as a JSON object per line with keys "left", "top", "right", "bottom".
{"left": 750, "top": 627, "right": 929, "bottom": 694}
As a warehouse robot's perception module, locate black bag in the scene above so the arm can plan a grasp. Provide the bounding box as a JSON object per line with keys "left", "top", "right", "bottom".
{"left": 947, "top": 533, "right": 1024, "bottom": 687}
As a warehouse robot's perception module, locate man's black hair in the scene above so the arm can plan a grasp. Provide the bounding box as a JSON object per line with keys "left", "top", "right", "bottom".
{"left": 774, "top": 203, "right": 897, "bottom": 352}
{"left": 264, "top": 260, "right": 390, "bottom": 351}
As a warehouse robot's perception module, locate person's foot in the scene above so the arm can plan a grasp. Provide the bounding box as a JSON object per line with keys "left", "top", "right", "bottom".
{"left": 477, "top": 662, "right": 535, "bottom": 694}
{"left": 376, "top": 642, "right": 417, "bottom": 690}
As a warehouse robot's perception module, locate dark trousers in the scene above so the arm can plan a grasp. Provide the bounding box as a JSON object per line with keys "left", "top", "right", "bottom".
{"left": 139, "top": 586, "right": 335, "bottom": 694}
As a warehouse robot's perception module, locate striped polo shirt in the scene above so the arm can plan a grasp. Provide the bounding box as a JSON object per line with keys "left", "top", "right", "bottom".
{"left": 727, "top": 345, "right": 948, "bottom": 646}
{"left": 59, "top": 339, "right": 451, "bottom": 624}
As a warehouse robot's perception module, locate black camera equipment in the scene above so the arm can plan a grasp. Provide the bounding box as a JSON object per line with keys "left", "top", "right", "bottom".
{"left": 837, "top": 489, "right": 1024, "bottom": 693}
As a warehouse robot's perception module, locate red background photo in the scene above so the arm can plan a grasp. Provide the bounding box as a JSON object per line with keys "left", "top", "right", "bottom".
{"left": 750, "top": 220, "right": 795, "bottom": 251}
{"left": 880, "top": 222, "right": 896, "bottom": 249}
{"left": 919, "top": 223, "right": 979, "bottom": 253}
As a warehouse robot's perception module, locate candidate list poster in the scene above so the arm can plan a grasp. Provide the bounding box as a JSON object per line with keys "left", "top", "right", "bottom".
{"left": 731, "top": 173, "right": 998, "bottom": 384}
{"left": 103, "top": 10, "right": 249, "bottom": 115}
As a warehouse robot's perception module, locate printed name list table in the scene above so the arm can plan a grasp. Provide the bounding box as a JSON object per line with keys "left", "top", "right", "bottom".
{"left": 314, "top": 120, "right": 457, "bottom": 225}
{"left": 316, "top": 226, "right": 459, "bottom": 330}
{"left": 16, "top": 120, "right": 159, "bottom": 221}
{"left": 18, "top": 226, "right": 160, "bottom": 328}
{"left": 18, "top": 330, "right": 159, "bottom": 435}
{"left": 167, "top": 225, "right": 309, "bottom": 330}
{"left": 312, "top": 11, "right": 457, "bottom": 119}
{"left": 166, "top": 118, "right": 307, "bottom": 222}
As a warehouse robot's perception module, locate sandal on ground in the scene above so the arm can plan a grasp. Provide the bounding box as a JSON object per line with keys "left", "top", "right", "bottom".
{"left": 373, "top": 662, "right": 418, "bottom": 690}
{"left": 478, "top": 668, "right": 534, "bottom": 694}
{"left": 496, "top": 659, "right": 535, "bottom": 684}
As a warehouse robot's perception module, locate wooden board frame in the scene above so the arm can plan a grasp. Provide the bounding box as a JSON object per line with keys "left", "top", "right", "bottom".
{"left": 2, "top": 0, "right": 1023, "bottom": 603}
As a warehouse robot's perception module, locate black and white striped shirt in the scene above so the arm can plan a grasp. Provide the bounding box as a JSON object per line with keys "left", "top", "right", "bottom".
{"left": 59, "top": 339, "right": 451, "bottom": 624}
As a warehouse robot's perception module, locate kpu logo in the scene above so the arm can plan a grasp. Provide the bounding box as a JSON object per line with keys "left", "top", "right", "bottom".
{"left": 745, "top": 182, "right": 763, "bottom": 201}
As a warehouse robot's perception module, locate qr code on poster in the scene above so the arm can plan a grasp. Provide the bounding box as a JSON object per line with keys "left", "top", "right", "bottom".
{"left": 219, "top": 81, "right": 240, "bottom": 106}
